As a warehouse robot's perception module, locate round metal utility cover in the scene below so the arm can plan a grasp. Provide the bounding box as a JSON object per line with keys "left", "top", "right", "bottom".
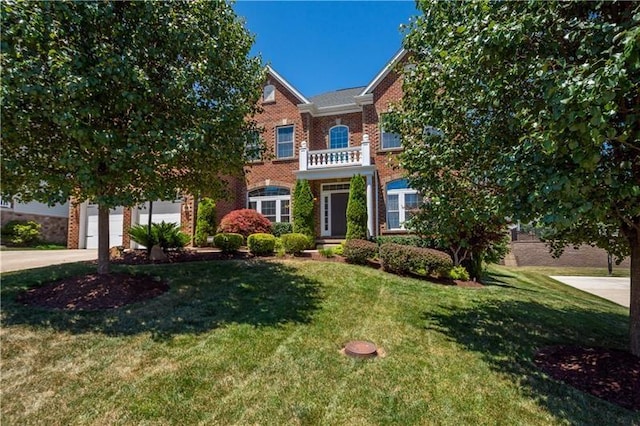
{"left": 344, "top": 340, "right": 377, "bottom": 358}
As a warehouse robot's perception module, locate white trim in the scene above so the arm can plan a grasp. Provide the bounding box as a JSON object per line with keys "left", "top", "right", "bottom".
{"left": 328, "top": 124, "right": 350, "bottom": 149}
{"left": 296, "top": 165, "right": 376, "bottom": 181}
{"left": 360, "top": 48, "right": 407, "bottom": 95}
{"left": 276, "top": 124, "right": 295, "bottom": 159}
{"left": 320, "top": 182, "right": 351, "bottom": 237}
{"left": 266, "top": 65, "right": 311, "bottom": 104}
{"left": 298, "top": 103, "right": 362, "bottom": 117}
{"left": 386, "top": 187, "right": 420, "bottom": 231}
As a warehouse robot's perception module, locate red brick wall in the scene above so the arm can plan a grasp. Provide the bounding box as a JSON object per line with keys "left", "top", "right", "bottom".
{"left": 67, "top": 201, "right": 81, "bottom": 248}
{"left": 309, "top": 112, "right": 363, "bottom": 151}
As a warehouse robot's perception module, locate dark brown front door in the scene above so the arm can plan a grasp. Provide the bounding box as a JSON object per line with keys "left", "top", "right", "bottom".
{"left": 330, "top": 192, "right": 348, "bottom": 236}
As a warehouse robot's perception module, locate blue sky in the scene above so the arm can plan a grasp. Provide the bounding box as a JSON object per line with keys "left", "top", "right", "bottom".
{"left": 233, "top": 1, "right": 419, "bottom": 97}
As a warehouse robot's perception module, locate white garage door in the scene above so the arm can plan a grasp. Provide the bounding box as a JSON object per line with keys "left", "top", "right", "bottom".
{"left": 137, "top": 201, "right": 182, "bottom": 227}
{"left": 85, "top": 205, "right": 124, "bottom": 249}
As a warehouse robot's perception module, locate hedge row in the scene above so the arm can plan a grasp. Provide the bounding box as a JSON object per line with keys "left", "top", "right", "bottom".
{"left": 379, "top": 243, "right": 453, "bottom": 276}
{"left": 342, "top": 239, "right": 378, "bottom": 265}
{"left": 214, "top": 232, "right": 311, "bottom": 256}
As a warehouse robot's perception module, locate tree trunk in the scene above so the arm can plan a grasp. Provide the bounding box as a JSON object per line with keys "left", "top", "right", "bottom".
{"left": 629, "top": 228, "right": 640, "bottom": 356}
{"left": 97, "top": 204, "right": 110, "bottom": 275}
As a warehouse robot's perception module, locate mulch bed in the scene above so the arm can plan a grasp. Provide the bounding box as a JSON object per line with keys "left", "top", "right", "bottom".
{"left": 16, "top": 273, "right": 169, "bottom": 311}
{"left": 535, "top": 345, "right": 640, "bottom": 411}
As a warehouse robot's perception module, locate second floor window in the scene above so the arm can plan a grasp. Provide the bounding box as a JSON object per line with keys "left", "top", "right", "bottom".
{"left": 245, "top": 131, "right": 262, "bottom": 162}
{"left": 329, "top": 125, "right": 349, "bottom": 149}
{"left": 276, "top": 125, "right": 294, "bottom": 159}
{"left": 381, "top": 113, "right": 402, "bottom": 150}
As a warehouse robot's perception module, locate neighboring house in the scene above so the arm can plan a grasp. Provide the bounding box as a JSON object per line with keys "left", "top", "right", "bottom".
{"left": 67, "top": 49, "right": 417, "bottom": 248}
{"left": 1, "top": 198, "right": 69, "bottom": 244}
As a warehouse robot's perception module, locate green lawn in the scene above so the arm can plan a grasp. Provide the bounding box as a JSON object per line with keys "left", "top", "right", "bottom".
{"left": 1, "top": 260, "right": 637, "bottom": 425}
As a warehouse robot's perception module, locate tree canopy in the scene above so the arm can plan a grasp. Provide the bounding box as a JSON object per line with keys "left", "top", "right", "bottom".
{"left": 1, "top": 1, "right": 264, "bottom": 272}
{"left": 400, "top": 1, "right": 639, "bottom": 353}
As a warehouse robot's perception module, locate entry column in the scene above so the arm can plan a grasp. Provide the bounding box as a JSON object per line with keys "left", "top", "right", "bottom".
{"left": 366, "top": 174, "right": 374, "bottom": 237}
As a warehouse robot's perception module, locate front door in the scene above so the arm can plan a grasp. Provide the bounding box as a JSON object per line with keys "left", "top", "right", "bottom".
{"left": 330, "top": 192, "right": 348, "bottom": 237}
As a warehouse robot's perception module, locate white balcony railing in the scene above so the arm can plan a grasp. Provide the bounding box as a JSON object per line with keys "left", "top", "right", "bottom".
{"left": 299, "top": 134, "right": 371, "bottom": 171}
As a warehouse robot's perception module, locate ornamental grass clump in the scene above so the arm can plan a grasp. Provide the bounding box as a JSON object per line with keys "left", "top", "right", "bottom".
{"left": 129, "top": 221, "right": 189, "bottom": 254}
{"left": 380, "top": 243, "right": 452, "bottom": 276}
{"left": 343, "top": 239, "right": 378, "bottom": 265}
{"left": 213, "top": 233, "right": 244, "bottom": 253}
{"left": 217, "top": 209, "right": 272, "bottom": 239}
{"left": 247, "top": 233, "right": 276, "bottom": 256}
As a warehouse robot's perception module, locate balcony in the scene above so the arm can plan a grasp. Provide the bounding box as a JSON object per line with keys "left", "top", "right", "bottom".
{"left": 299, "top": 134, "right": 371, "bottom": 171}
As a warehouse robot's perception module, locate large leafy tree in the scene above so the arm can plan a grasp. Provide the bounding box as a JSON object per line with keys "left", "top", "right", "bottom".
{"left": 1, "top": 1, "right": 263, "bottom": 274}
{"left": 401, "top": 1, "right": 640, "bottom": 354}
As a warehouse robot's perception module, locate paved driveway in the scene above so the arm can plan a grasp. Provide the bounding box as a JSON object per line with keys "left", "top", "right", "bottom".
{"left": 551, "top": 276, "right": 630, "bottom": 308}
{"left": 0, "top": 249, "right": 97, "bottom": 273}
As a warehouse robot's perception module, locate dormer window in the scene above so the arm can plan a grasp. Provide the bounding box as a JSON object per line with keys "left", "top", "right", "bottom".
{"left": 329, "top": 125, "right": 349, "bottom": 149}
{"left": 263, "top": 84, "right": 275, "bottom": 103}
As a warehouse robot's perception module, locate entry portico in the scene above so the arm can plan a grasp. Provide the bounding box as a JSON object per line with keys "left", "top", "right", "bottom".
{"left": 296, "top": 135, "right": 376, "bottom": 238}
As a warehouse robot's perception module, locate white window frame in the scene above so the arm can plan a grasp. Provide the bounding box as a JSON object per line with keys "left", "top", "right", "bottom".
{"left": 248, "top": 188, "right": 291, "bottom": 223}
{"left": 386, "top": 183, "right": 421, "bottom": 230}
{"left": 0, "top": 197, "right": 12, "bottom": 209}
{"left": 380, "top": 113, "right": 402, "bottom": 150}
{"left": 263, "top": 84, "right": 275, "bottom": 103}
{"left": 276, "top": 125, "right": 295, "bottom": 159}
{"left": 329, "top": 125, "right": 349, "bottom": 150}
{"left": 245, "top": 131, "right": 262, "bottom": 163}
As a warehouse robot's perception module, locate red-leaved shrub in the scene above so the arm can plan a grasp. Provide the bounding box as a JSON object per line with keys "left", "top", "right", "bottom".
{"left": 217, "top": 209, "right": 272, "bottom": 239}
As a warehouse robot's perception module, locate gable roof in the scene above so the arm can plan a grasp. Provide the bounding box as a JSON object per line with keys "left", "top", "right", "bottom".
{"left": 264, "top": 48, "right": 405, "bottom": 116}
{"left": 265, "top": 65, "right": 310, "bottom": 105}
{"left": 359, "top": 48, "right": 407, "bottom": 96}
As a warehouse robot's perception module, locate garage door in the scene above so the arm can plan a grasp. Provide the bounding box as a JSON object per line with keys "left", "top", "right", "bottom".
{"left": 85, "top": 205, "right": 124, "bottom": 249}
{"left": 137, "top": 201, "right": 181, "bottom": 227}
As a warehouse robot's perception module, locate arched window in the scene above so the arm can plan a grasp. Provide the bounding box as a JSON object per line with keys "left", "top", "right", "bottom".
{"left": 329, "top": 125, "right": 349, "bottom": 149}
{"left": 263, "top": 84, "right": 275, "bottom": 103}
{"left": 386, "top": 179, "right": 421, "bottom": 230}
{"left": 248, "top": 186, "right": 291, "bottom": 222}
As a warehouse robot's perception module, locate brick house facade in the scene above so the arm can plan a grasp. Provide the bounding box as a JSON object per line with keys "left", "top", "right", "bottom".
{"left": 212, "top": 48, "right": 413, "bottom": 241}
{"left": 68, "top": 49, "right": 415, "bottom": 248}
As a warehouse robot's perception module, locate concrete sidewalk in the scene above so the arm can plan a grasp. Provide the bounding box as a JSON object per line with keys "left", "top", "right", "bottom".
{"left": 550, "top": 276, "right": 630, "bottom": 308}
{"left": 0, "top": 249, "right": 97, "bottom": 273}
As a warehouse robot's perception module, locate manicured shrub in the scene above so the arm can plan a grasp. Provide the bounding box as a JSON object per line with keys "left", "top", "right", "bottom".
{"left": 195, "top": 197, "right": 216, "bottom": 246}
{"left": 247, "top": 233, "right": 276, "bottom": 255}
{"left": 271, "top": 221, "right": 293, "bottom": 237}
{"left": 333, "top": 241, "right": 345, "bottom": 256}
{"left": 274, "top": 237, "right": 285, "bottom": 257}
{"left": 1, "top": 220, "right": 41, "bottom": 246}
{"left": 213, "top": 233, "right": 244, "bottom": 253}
{"left": 281, "top": 233, "right": 310, "bottom": 255}
{"left": 448, "top": 265, "right": 471, "bottom": 281}
{"left": 217, "top": 209, "right": 272, "bottom": 239}
{"left": 346, "top": 174, "right": 368, "bottom": 240}
{"left": 292, "top": 179, "right": 315, "bottom": 246}
{"left": 376, "top": 235, "right": 427, "bottom": 248}
{"left": 380, "top": 243, "right": 453, "bottom": 276}
{"left": 129, "top": 221, "right": 189, "bottom": 253}
{"left": 343, "top": 239, "right": 378, "bottom": 265}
